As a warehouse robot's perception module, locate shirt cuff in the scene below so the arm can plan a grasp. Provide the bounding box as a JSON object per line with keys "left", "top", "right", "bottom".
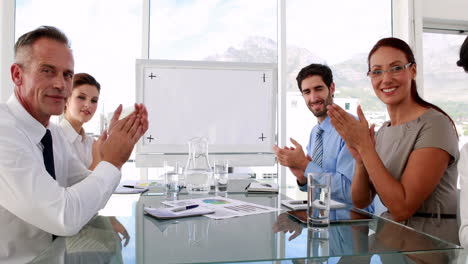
{"left": 93, "top": 161, "right": 121, "bottom": 187}
{"left": 297, "top": 179, "right": 307, "bottom": 187}
{"left": 297, "top": 162, "right": 323, "bottom": 191}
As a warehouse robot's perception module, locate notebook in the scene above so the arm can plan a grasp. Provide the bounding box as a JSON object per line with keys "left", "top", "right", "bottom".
{"left": 281, "top": 199, "right": 347, "bottom": 211}
{"left": 246, "top": 182, "right": 279, "bottom": 193}
{"left": 114, "top": 185, "right": 149, "bottom": 194}
{"left": 144, "top": 206, "right": 215, "bottom": 220}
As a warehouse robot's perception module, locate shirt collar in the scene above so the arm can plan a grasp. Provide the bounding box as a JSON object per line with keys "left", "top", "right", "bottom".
{"left": 60, "top": 118, "right": 82, "bottom": 143}
{"left": 318, "top": 116, "right": 332, "bottom": 133}
{"left": 7, "top": 95, "right": 47, "bottom": 145}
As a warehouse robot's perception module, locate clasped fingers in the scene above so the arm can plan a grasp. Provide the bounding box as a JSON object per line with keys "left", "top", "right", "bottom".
{"left": 328, "top": 104, "right": 372, "bottom": 150}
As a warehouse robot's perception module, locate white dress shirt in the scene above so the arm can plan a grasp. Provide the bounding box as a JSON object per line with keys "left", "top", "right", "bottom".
{"left": 459, "top": 143, "right": 468, "bottom": 247}
{"left": 0, "top": 95, "right": 121, "bottom": 264}
{"left": 60, "top": 118, "right": 94, "bottom": 169}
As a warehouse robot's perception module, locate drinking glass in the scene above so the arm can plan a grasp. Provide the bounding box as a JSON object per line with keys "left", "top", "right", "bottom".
{"left": 214, "top": 160, "right": 229, "bottom": 194}
{"left": 307, "top": 172, "right": 331, "bottom": 230}
{"left": 164, "top": 161, "right": 182, "bottom": 198}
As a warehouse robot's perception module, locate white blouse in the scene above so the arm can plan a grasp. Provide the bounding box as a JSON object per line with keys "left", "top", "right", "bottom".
{"left": 60, "top": 119, "right": 94, "bottom": 169}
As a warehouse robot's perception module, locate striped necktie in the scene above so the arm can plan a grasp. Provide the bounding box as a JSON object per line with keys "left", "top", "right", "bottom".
{"left": 311, "top": 127, "right": 324, "bottom": 168}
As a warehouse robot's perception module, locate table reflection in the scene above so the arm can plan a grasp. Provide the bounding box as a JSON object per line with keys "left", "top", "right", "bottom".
{"left": 25, "top": 194, "right": 463, "bottom": 264}
{"left": 30, "top": 216, "right": 126, "bottom": 264}
{"left": 272, "top": 208, "right": 461, "bottom": 263}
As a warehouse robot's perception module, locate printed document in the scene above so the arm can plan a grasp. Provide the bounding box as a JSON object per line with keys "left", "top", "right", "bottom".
{"left": 162, "top": 196, "right": 280, "bottom": 220}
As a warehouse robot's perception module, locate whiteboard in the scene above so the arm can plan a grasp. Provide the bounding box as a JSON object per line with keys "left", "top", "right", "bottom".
{"left": 135, "top": 60, "right": 277, "bottom": 167}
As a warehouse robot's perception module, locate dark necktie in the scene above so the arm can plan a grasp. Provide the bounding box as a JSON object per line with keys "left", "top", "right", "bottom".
{"left": 41, "top": 129, "right": 58, "bottom": 240}
{"left": 41, "top": 129, "right": 56, "bottom": 180}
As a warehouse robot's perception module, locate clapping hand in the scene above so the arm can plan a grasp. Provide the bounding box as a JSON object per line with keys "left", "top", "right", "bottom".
{"left": 101, "top": 103, "right": 149, "bottom": 169}
{"left": 327, "top": 104, "right": 375, "bottom": 161}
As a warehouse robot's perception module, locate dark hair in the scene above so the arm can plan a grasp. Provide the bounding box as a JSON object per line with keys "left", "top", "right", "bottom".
{"left": 457, "top": 36, "right": 468, "bottom": 72}
{"left": 296, "top": 64, "right": 333, "bottom": 92}
{"left": 368, "top": 37, "right": 457, "bottom": 135}
{"left": 14, "top": 26, "right": 70, "bottom": 58}
{"left": 73, "top": 73, "right": 101, "bottom": 93}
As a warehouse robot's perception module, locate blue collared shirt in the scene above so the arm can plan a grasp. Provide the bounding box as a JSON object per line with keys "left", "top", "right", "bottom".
{"left": 299, "top": 116, "right": 374, "bottom": 213}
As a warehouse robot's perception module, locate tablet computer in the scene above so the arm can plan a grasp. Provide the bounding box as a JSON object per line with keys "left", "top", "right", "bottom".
{"left": 287, "top": 208, "right": 374, "bottom": 224}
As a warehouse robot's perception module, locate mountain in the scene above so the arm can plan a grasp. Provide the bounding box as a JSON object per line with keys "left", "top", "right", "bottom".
{"left": 204, "top": 36, "right": 468, "bottom": 125}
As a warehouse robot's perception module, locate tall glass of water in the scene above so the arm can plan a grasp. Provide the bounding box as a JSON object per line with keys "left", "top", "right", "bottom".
{"left": 164, "top": 160, "right": 181, "bottom": 199}
{"left": 307, "top": 172, "right": 331, "bottom": 230}
{"left": 214, "top": 160, "right": 229, "bottom": 194}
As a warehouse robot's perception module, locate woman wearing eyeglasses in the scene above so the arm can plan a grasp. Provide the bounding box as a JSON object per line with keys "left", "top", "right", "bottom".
{"left": 457, "top": 36, "right": 468, "bottom": 247}
{"left": 327, "top": 37, "right": 459, "bottom": 244}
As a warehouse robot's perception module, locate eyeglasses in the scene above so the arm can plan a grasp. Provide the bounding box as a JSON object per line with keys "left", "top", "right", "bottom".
{"left": 367, "top": 62, "right": 413, "bottom": 79}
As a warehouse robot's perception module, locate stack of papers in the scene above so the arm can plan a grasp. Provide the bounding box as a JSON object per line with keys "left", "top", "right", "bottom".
{"left": 161, "top": 196, "right": 280, "bottom": 220}
{"left": 246, "top": 182, "right": 279, "bottom": 193}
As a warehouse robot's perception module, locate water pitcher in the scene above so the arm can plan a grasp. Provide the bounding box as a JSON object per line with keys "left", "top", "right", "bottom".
{"left": 184, "top": 137, "right": 212, "bottom": 194}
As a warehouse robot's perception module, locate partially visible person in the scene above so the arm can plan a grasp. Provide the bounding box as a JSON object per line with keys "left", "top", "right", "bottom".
{"left": 457, "top": 35, "right": 468, "bottom": 248}
{"left": 0, "top": 26, "right": 147, "bottom": 263}
{"left": 274, "top": 64, "right": 373, "bottom": 213}
{"left": 60, "top": 72, "right": 130, "bottom": 246}
{"left": 327, "top": 37, "right": 459, "bottom": 244}
{"left": 61, "top": 73, "right": 101, "bottom": 170}
{"left": 456, "top": 35, "right": 468, "bottom": 73}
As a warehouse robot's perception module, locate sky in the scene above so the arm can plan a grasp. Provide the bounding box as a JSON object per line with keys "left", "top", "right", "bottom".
{"left": 149, "top": 0, "right": 391, "bottom": 64}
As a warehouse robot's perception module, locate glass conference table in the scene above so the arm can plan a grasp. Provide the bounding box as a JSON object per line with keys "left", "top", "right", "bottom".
{"left": 31, "top": 190, "right": 465, "bottom": 264}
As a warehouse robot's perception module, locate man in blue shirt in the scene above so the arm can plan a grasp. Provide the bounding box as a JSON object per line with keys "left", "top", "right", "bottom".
{"left": 274, "top": 64, "right": 371, "bottom": 211}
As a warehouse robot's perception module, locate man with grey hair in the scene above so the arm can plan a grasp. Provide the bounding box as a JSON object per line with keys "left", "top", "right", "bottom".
{"left": 0, "top": 26, "right": 148, "bottom": 263}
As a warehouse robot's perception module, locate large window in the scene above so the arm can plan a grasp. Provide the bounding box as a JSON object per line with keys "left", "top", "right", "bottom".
{"left": 149, "top": 0, "right": 278, "bottom": 178}
{"left": 149, "top": 0, "right": 277, "bottom": 63}
{"left": 16, "top": 0, "right": 142, "bottom": 136}
{"left": 285, "top": 0, "right": 392, "bottom": 189}
{"left": 423, "top": 32, "right": 468, "bottom": 148}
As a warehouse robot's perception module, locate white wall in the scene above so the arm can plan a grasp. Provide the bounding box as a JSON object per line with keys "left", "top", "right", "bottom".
{"left": 423, "top": 0, "right": 468, "bottom": 22}
{"left": 0, "top": 0, "right": 15, "bottom": 103}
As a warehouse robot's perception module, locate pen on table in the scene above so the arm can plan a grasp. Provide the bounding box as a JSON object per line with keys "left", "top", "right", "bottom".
{"left": 245, "top": 183, "right": 251, "bottom": 190}
{"left": 289, "top": 200, "right": 307, "bottom": 205}
{"left": 122, "top": 185, "right": 146, "bottom": 189}
{"left": 171, "top": 204, "right": 199, "bottom": 212}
